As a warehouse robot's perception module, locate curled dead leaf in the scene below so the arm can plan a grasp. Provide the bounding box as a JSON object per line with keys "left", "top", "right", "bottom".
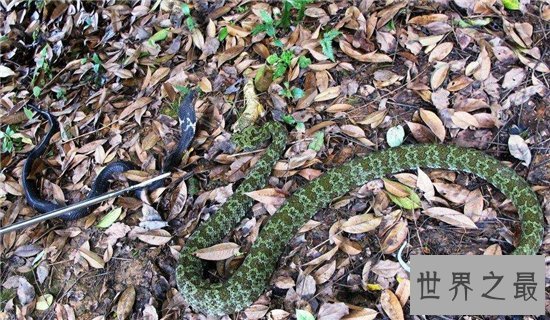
{"left": 194, "top": 242, "right": 240, "bottom": 261}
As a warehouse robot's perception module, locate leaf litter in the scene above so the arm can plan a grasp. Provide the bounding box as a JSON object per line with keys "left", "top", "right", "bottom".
{"left": 0, "top": 1, "right": 549, "bottom": 319}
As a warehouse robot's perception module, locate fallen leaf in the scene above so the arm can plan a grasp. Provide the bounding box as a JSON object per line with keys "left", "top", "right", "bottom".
{"left": 428, "top": 42, "right": 453, "bottom": 62}
{"left": 380, "top": 289, "right": 404, "bottom": 320}
{"left": 79, "top": 247, "right": 105, "bottom": 269}
{"left": 424, "top": 207, "right": 478, "bottom": 229}
{"left": 508, "top": 135, "right": 531, "bottom": 166}
{"left": 502, "top": 68, "right": 526, "bottom": 90}
{"left": 341, "top": 214, "right": 382, "bottom": 234}
{"left": 116, "top": 286, "right": 136, "bottom": 320}
{"left": 419, "top": 109, "right": 445, "bottom": 141}
{"left": 194, "top": 242, "right": 240, "bottom": 261}
{"left": 318, "top": 302, "right": 349, "bottom": 320}
{"left": 0, "top": 65, "right": 16, "bottom": 78}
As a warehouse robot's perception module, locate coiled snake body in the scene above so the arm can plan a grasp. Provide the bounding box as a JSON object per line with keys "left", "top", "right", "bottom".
{"left": 23, "top": 91, "right": 196, "bottom": 220}
{"left": 176, "top": 122, "right": 543, "bottom": 315}
{"left": 23, "top": 97, "right": 543, "bottom": 316}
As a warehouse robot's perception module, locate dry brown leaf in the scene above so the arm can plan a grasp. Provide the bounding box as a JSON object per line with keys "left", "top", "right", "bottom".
{"left": 333, "top": 234, "right": 362, "bottom": 255}
{"left": 508, "top": 134, "right": 531, "bottom": 166}
{"left": 359, "top": 109, "right": 387, "bottom": 128}
{"left": 430, "top": 62, "right": 449, "bottom": 90}
{"left": 451, "top": 111, "right": 479, "bottom": 129}
{"left": 340, "top": 124, "right": 365, "bottom": 139}
{"left": 218, "top": 45, "right": 244, "bottom": 67}
{"left": 446, "top": 75, "right": 473, "bottom": 92}
{"left": 226, "top": 25, "right": 250, "bottom": 38}
{"left": 79, "top": 247, "right": 105, "bottom": 269}
{"left": 406, "top": 121, "right": 437, "bottom": 143}
{"left": 473, "top": 46, "right": 491, "bottom": 81}
{"left": 395, "top": 279, "right": 410, "bottom": 307}
{"left": 116, "top": 286, "right": 135, "bottom": 320}
{"left": 464, "top": 189, "right": 483, "bottom": 222}
{"left": 339, "top": 40, "right": 392, "bottom": 63}
{"left": 341, "top": 214, "right": 382, "bottom": 234}
{"left": 381, "top": 289, "right": 404, "bottom": 320}
{"left": 326, "top": 103, "right": 353, "bottom": 113}
{"left": 198, "top": 76, "right": 213, "bottom": 93}
{"left": 245, "top": 188, "right": 287, "bottom": 212}
{"left": 314, "top": 86, "right": 341, "bottom": 101}
{"left": 408, "top": 14, "right": 448, "bottom": 25}
{"left": 433, "top": 182, "right": 469, "bottom": 203}
{"left": 383, "top": 179, "right": 410, "bottom": 198}
{"left": 343, "top": 308, "right": 378, "bottom": 320}
{"left": 169, "top": 179, "right": 188, "bottom": 220}
{"left": 423, "top": 207, "right": 478, "bottom": 229}
{"left": 318, "top": 302, "right": 349, "bottom": 320}
{"left": 419, "top": 109, "right": 445, "bottom": 142}
{"left": 136, "top": 229, "right": 172, "bottom": 246}
{"left": 428, "top": 42, "right": 453, "bottom": 63}
{"left": 373, "top": 70, "right": 403, "bottom": 88}
{"left": 376, "top": 1, "right": 407, "bottom": 29}
{"left": 483, "top": 244, "right": 502, "bottom": 255}
{"left": 244, "top": 305, "right": 269, "bottom": 320}
{"left": 150, "top": 67, "right": 170, "bottom": 87}
{"left": 313, "top": 260, "right": 336, "bottom": 284}
{"left": 502, "top": 68, "right": 526, "bottom": 90}
{"left": 304, "top": 246, "right": 339, "bottom": 266}
{"left": 417, "top": 168, "right": 435, "bottom": 200}
{"left": 194, "top": 242, "right": 240, "bottom": 261}
{"left": 431, "top": 88, "right": 450, "bottom": 109}
{"left": 119, "top": 97, "right": 153, "bottom": 120}
{"left": 381, "top": 219, "right": 408, "bottom": 254}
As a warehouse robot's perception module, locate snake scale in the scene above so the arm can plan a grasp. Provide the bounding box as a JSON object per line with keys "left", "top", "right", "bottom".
{"left": 176, "top": 121, "right": 543, "bottom": 315}
{"left": 23, "top": 94, "right": 543, "bottom": 316}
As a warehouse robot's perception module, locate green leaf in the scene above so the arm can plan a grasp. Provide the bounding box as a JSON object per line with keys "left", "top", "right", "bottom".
{"left": 174, "top": 85, "right": 189, "bottom": 94}
{"left": 36, "top": 294, "right": 53, "bottom": 311}
{"left": 273, "top": 64, "right": 287, "bottom": 79}
{"left": 298, "top": 55, "right": 311, "bottom": 68}
{"left": 291, "top": 87, "right": 305, "bottom": 99}
{"left": 309, "top": 131, "right": 324, "bottom": 151}
{"left": 92, "top": 53, "right": 101, "bottom": 65}
{"left": 296, "top": 309, "right": 316, "bottom": 320}
{"left": 386, "top": 125, "right": 405, "bottom": 147}
{"left": 386, "top": 186, "right": 421, "bottom": 210}
{"left": 296, "top": 121, "right": 305, "bottom": 133}
{"left": 218, "top": 27, "right": 229, "bottom": 41}
{"left": 33, "top": 86, "right": 42, "bottom": 98}
{"left": 265, "top": 25, "right": 276, "bottom": 37}
{"left": 149, "top": 28, "right": 169, "bottom": 44}
{"left": 252, "top": 24, "right": 267, "bottom": 36}
{"left": 23, "top": 107, "right": 35, "bottom": 120}
{"left": 280, "top": 50, "right": 294, "bottom": 64}
{"left": 266, "top": 54, "right": 279, "bottom": 65}
{"left": 282, "top": 114, "right": 296, "bottom": 125}
{"left": 185, "top": 17, "right": 196, "bottom": 30}
{"left": 97, "top": 207, "right": 123, "bottom": 228}
{"left": 259, "top": 10, "right": 273, "bottom": 24}
{"left": 502, "top": 0, "right": 520, "bottom": 10}
{"left": 320, "top": 30, "right": 341, "bottom": 62}
{"left": 181, "top": 3, "right": 191, "bottom": 15}
{"left": 274, "top": 39, "right": 284, "bottom": 48}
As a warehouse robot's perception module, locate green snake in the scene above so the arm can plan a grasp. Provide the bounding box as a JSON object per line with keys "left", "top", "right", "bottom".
{"left": 176, "top": 121, "right": 543, "bottom": 316}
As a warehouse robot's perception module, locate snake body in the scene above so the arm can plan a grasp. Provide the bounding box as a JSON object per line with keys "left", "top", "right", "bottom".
{"left": 22, "top": 91, "right": 196, "bottom": 220}
{"left": 176, "top": 121, "right": 543, "bottom": 316}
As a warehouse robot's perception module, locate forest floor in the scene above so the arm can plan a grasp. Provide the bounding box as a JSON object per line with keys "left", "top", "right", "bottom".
{"left": 0, "top": 0, "right": 549, "bottom": 319}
